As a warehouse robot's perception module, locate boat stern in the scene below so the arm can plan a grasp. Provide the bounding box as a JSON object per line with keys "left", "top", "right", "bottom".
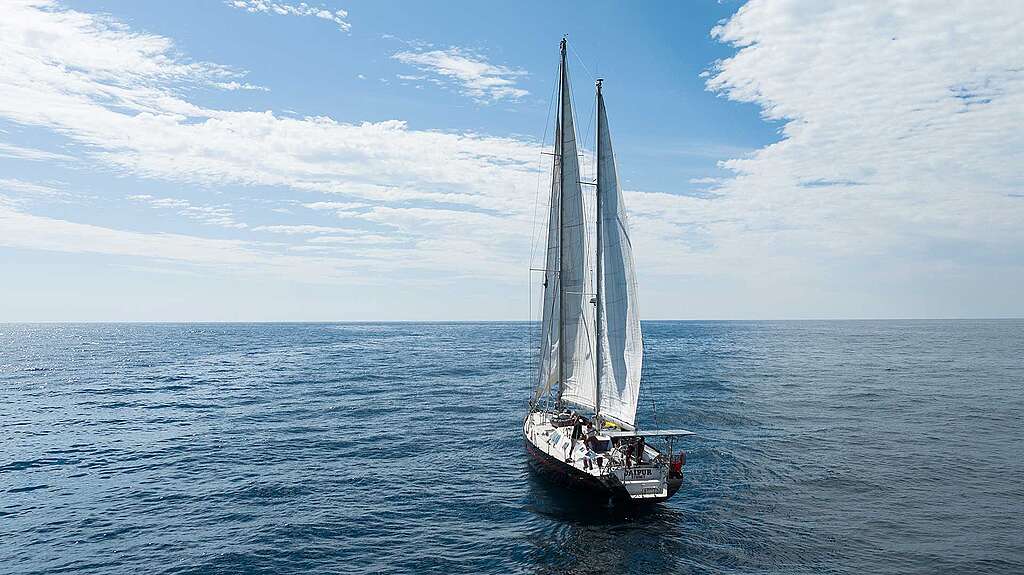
{"left": 609, "top": 465, "right": 671, "bottom": 501}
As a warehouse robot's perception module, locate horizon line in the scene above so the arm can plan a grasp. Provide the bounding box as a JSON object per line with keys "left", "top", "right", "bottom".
{"left": 2, "top": 317, "right": 1022, "bottom": 325}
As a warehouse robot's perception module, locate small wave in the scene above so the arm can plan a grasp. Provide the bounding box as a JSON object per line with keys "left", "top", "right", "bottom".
{"left": 8, "top": 484, "right": 48, "bottom": 493}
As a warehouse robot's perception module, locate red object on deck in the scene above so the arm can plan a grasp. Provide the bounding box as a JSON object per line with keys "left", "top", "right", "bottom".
{"left": 670, "top": 451, "right": 686, "bottom": 475}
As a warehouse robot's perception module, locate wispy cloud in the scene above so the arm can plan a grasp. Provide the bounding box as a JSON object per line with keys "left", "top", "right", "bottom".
{"left": 128, "top": 195, "right": 248, "bottom": 229}
{"left": 392, "top": 48, "right": 529, "bottom": 102}
{"left": 253, "top": 224, "right": 358, "bottom": 234}
{"left": 214, "top": 81, "right": 270, "bottom": 92}
{"left": 0, "top": 198, "right": 384, "bottom": 286}
{"left": 306, "top": 233, "right": 403, "bottom": 245}
{"left": 0, "top": 178, "right": 64, "bottom": 199}
{"left": 226, "top": 1, "right": 351, "bottom": 32}
{"left": 0, "top": 201, "right": 262, "bottom": 266}
{"left": 698, "top": 1, "right": 1024, "bottom": 258}
{"left": 0, "top": 142, "right": 74, "bottom": 162}
{"left": 302, "top": 201, "right": 370, "bottom": 212}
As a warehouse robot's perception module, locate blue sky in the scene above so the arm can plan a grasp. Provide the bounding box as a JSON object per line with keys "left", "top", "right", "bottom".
{"left": 1, "top": 0, "right": 1022, "bottom": 321}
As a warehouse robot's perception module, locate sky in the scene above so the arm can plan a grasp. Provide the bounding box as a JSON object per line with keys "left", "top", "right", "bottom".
{"left": 0, "top": 0, "right": 1022, "bottom": 321}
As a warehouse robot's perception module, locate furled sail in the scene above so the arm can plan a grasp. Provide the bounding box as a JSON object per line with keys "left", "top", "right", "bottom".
{"left": 595, "top": 84, "right": 643, "bottom": 428}
{"left": 534, "top": 40, "right": 596, "bottom": 411}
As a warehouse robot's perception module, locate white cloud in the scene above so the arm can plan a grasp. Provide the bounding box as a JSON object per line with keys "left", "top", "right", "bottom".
{"left": 0, "top": 201, "right": 262, "bottom": 266}
{"left": 252, "top": 224, "right": 359, "bottom": 234}
{"left": 0, "top": 0, "right": 258, "bottom": 105}
{"left": 0, "top": 142, "right": 74, "bottom": 162}
{"left": 214, "top": 81, "right": 270, "bottom": 92}
{"left": 306, "top": 234, "right": 402, "bottom": 245}
{"left": 392, "top": 48, "right": 529, "bottom": 102}
{"left": 0, "top": 177, "right": 91, "bottom": 208}
{"left": 128, "top": 194, "right": 248, "bottom": 229}
{"left": 695, "top": 0, "right": 1024, "bottom": 275}
{"left": 302, "top": 201, "right": 370, "bottom": 211}
{"left": 0, "top": 199, "right": 399, "bottom": 287}
{"left": 0, "top": 178, "right": 63, "bottom": 198}
{"left": 227, "top": 1, "right": 351, "bottom": 32}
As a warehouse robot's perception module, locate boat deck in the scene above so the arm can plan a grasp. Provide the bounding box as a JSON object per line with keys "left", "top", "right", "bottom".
{"left": 523, "top": 410, "right": 673, "bottom": 500}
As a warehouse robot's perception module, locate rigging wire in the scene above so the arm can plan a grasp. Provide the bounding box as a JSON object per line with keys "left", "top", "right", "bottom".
{"left": 528, "top": 61, "right": 561, "bottom": 269}
{"left": 569, "top": 42, "right": 597, "bottom": 85}
{"left": 568, "top": 39, "right": 599, "bottom": 191}
{"left": 564, "top": 40, "right": 598, "bottom": 291}
{"left": 528, "top": 58, "right": 562, "bottom": 404}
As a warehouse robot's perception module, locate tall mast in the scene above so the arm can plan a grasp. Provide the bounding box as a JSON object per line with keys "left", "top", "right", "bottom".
{"left": 555, "top": 37, "right": 567, "bottom": 407}
{"left": 594, "top": 78, "right": 604, "bottom": 419}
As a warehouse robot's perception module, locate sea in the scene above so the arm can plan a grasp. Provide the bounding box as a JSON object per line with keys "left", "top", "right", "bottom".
{"left": 1, "top": 320, "right": 1022, "bottom": 574}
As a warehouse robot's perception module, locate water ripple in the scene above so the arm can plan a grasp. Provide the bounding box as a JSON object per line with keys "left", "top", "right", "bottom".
{"left": 1, "top": 321, "right": 1022, "bottom": 574}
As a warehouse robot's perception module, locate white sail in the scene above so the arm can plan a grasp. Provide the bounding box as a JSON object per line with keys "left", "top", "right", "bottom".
{"left": 596, "top": 85, "right": 643, "bottom": 428}
{"left": 534, "top": 41, "right": 596, "bottom": 411}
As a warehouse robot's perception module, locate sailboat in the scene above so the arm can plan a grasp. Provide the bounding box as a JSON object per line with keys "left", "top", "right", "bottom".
{"left": 524, "top": 38, "right": 694, "bottom": 503}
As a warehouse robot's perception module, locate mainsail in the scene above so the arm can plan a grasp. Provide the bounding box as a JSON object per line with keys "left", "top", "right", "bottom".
{"left": 535, "top": 39, "right": 596, "bottom": 411}
{"left": 595, "top": 82, "right": 643, "bottom": 428}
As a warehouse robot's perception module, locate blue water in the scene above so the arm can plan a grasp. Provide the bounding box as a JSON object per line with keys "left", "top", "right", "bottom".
{"left": 2, "top": 321, "right": 1022, "bottom": 574}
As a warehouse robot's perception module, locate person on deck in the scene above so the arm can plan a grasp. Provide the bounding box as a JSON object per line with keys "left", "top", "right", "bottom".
{"left": 569, "top": 418, "right": 583, "bottom": 458}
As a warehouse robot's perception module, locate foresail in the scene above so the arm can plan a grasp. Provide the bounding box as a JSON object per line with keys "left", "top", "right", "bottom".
{"left": 534, "top": 115, "right": 562, "bottom": 402}
{"left": 556, "top": 55, "right": 596, "bottom": 412}
{"left": 596, "top": 89, "right": 642, "bottom": 428}
{"left": 534, "top": 42, "right": 596, "bottom": 411}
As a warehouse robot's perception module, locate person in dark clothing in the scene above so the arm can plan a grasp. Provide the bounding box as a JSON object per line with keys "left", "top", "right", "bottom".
{"left": 568, "top": 418, "right": 583, "bottom": 458}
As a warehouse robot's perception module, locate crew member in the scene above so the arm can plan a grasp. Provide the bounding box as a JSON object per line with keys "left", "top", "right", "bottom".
{"left": 569, "top": 417, "right": 583, "bottom": 457}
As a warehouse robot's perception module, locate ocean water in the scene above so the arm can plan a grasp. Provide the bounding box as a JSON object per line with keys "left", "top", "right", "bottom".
{"left": 1, "top": 320, "right": 1022, "bottom": 574}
